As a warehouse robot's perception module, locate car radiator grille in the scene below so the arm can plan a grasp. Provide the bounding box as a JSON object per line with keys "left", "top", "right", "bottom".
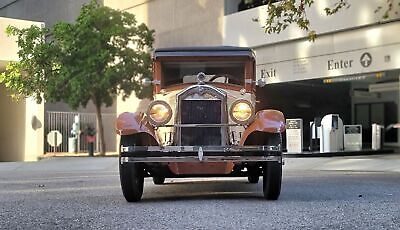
{"left": 180, "top": 100, "right": 221, "bottom": 146}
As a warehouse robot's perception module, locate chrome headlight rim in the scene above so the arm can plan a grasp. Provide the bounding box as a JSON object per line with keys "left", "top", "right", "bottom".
{"left": 146, "top": 100, "right": 172, "bottom": 126}
{"left": 229, "top": 99, "right": 255, "bottom": 125}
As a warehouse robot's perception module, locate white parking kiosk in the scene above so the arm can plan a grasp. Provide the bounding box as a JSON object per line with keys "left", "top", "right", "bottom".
{"left": 286, "top": 119, "right": 303, "bottom": 153}
{"left": 309, "top": 117, "right": 321, "bottom": 151}
{"left": 320, "top": 114, "right": 344, "bottom": 153}
{"left": 372, "top": 124, "right": 384, "bottom": 150}
{"left": 344, "top": 125, "right": 362, "bottom": 151}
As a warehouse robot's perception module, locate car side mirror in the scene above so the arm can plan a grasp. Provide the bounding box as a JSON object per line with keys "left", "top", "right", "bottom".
{"left": 141, "top": 78, "right": 153, "bottom": 87}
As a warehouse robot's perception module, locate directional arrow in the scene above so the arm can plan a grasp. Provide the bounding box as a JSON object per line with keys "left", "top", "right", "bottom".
{"left": 360, "top": 52, "right": 372, "bottom": 67}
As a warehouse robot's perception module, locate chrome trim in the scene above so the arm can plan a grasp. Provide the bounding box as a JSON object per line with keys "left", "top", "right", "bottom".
{"left": 229, "top": 99, "right": 255, "bottom": 125}
{"left": 197, "top": 72, "right": 206, "bottom": 84}
{"left": 175, "top": 83, "right": 229, "bottom": 146}
{"left": 244, "top": 79, "right": 253, "bottom": 84}
{"left": 163, "top": 123, "right": 242, "bottom": 128}
{"left": 121, "top": 145, "right": 281, "bottom": 153}
{"left": 146, "top": 100, "right": 173, "bottom": 126}
{"left": 120, "top": 155, "right": 282, "bottom": 163}
{"left": 198, "top": 147, "right": 204, "bottom": 161}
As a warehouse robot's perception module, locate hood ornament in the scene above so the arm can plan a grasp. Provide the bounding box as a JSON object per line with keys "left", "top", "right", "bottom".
{"left": 197, "top": 72, "right": 206, "bottom": 84}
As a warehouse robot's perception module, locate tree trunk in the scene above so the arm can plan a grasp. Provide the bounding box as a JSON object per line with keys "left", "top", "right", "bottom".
{"left": 94, "top": 101, "right": 106, "bottom": 156}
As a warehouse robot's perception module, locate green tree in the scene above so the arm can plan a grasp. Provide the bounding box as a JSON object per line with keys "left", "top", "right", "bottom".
{"left": 253, "top": 0, "right": 399, "bottom": 41}
{"left": 0, "top": 0, "right": 154, "bottom": 155}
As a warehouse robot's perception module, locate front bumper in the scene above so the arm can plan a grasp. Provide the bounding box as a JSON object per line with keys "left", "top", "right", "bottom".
{"left": 120, "top": 145, "right": 282, "bottom": 163}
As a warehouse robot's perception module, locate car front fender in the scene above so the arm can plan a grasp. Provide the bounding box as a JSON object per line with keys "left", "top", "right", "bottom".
{"left": 116, "top": 112, "right": 158, "bottom": 142}
{"left": 239, "top": 109, "right": 285, "bottom": 146}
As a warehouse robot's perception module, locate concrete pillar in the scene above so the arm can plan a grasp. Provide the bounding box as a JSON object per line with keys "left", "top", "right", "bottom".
{"left": 0, "top": 88, "right": 44, "bottom": 162}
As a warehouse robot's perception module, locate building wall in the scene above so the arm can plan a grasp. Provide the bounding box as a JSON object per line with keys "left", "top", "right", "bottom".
{"left": 24, "top": 97, "right": 45, "bottom": 161}
{"left": 0, "top": 17, "right": 45, "bottom": 161}
{"left": 254, "top": 22, "right": 400, "bottom": 83}
{"left": 0, "top": 0, "right": 93, "bottom": 27}
{"left": 223, "top": 0, "right": 400, "bottom": 83}
{"left": 0, "top": 85, "right": 26, "bottom": 161}
{"left": 104, "top": 0, "right": 224, "bottom": 48}
{"left": 105, "top": 0, "right": 225, "bottom": 150}
{"left": 224, "top": 0, "right": 400, "bottom": 47}
{"left": 0, "top": 82, "right": 44, "bottom": 162}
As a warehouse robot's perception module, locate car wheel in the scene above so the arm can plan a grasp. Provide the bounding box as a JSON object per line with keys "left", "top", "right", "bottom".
{"left": 153, "top": 176, "right": 165, "bottom": 185}
{"left": 262, "top": 161, "right": 282, "bottom": 200}
{"left": 247, "top": 174, "right": 259, "bottom": 183}
{"left": 119, "top": 135, "right": 144, "bottom": 202}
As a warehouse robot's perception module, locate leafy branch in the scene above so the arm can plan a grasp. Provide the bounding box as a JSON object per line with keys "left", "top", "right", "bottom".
{"left": 253, "top": 0, "right": 399, "bottom": 41}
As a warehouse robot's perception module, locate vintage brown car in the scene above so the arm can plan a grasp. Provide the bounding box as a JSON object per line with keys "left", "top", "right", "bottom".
{"left": 116, "top": 47, "right": 285, "bottom": 202}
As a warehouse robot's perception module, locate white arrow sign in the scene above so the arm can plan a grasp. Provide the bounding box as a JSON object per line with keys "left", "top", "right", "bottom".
{"left": 360, "top": 52, "right": 372, "bottom": 67}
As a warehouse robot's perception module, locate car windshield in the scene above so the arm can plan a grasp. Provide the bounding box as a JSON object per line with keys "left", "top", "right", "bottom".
{"left": 161, "top": 61, "right": 245, "bottom": 87}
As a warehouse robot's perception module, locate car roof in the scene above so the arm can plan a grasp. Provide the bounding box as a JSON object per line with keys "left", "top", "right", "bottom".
{"left": 153, "top": 46, "right": 255, "bottom": 59}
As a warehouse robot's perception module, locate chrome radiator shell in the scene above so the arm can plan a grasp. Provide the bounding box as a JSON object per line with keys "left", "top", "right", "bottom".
{"left": 175, "top": 85, "right": 228, "bottom": 146}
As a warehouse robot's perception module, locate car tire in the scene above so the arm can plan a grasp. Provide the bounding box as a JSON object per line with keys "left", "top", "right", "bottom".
{"left": 119, "top": 135, "right": 144, "bottom": 202}
{"left": 247, "top": 175, "right": 259, "bottom": 183}
{"left": 153, "top": 176, "right": 165, "bottom": 185}
{"left": 262, "top": 161, "right": 282, "bottom": 200}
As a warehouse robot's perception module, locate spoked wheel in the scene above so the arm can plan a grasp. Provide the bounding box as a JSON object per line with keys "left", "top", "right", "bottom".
{"left": 119, "top": 135, "right": 144, "bottom": 202}
{"left": 153, "top": 176, "right": 166, "bottom": 185}
{"left": 262, "top": 161, "right": 282, "bottom": 200}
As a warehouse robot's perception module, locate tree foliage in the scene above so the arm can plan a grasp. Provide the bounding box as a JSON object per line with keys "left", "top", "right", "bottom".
{"left": 0, "top": 0, "right": 154, "bottom": 155}
{"left": 0, "top": 26, "right": 54, "bottom": 102}
{"left": 252, "top": 0, "right": 400, "bottom": 41}
{"left": 1, "top": 0, "right": 154, "bottom": 107}
{"left": 49, "top": 1, "right": 154, "bottom": 109}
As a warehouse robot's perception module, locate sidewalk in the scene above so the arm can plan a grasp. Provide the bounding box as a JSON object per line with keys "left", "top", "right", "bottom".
{"left": 284, "top": 153, "right": 400, "bottom": 173}
{"left": 283, "top": 148, "right": 395, "bottom": 158}
{"left": 39, "top": 151, "right": 118, "bottom": 159}
{"left": 0, "top": 157, "right": 118, "bottom": 172}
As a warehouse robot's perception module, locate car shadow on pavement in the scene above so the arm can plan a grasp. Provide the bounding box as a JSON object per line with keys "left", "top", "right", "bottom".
{"left": 139, "top": 193, "right": 265, "bottom": 203}
{"left": 137, "top": 178, "right": 267, "bottom": 202}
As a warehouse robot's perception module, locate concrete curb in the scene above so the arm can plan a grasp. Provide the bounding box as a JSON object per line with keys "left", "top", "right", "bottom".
{"left": 283, "top": 149, "right": 395, "bottom": 158}
{"left": 38, "top": 152, "right": 118, "bottom": 160}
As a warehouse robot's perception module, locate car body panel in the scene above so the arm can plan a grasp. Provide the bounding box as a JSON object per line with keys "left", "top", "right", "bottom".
{"left": 168, "top": 162, "right": 234, "bottom": 175}
{"left": 239, "top": 110, "right": 286, "bottom": 146}
{"left": 116, "top": 112, "right": 159, "bottom": 144}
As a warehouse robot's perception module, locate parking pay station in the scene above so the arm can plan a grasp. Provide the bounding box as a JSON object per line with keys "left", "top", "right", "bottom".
{"left": 309, "top": 117, "right": 321, "bottom": 151}
{"left": 320, "top": 114, "right": 344, "bottom": 153}
{"left": 344, "top": 125, "right": 362, "bottom": 151}
{"left": 372, "top": 123, "right": 384, "bottom": 150}
{"left": 286, "top": 119, "right": 303, "bottom": 153}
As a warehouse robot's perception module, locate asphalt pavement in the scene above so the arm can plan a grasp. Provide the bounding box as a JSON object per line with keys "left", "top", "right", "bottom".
{"left": 0, "top": 155, "right": 399, "bottom": 229}
{"left": 3, "top": 152, "right": 400, "bottom": 173}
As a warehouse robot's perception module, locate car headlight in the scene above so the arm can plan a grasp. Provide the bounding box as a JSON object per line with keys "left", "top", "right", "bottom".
{"left": 230, "top": 99, "right": 254, "bottom": 125}
{"left": 147, "top": 100, "right": 172, "bottom": 126}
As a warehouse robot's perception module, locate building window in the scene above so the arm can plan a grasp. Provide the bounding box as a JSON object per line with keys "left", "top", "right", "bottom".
{"left": 225, "top": 0, "right": 282, "bottom": 15}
